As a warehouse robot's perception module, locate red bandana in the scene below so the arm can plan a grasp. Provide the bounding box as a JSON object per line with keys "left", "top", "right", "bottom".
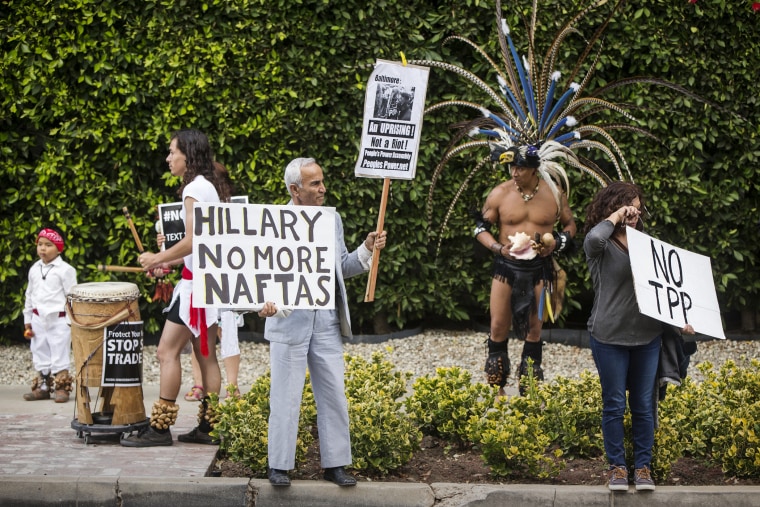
{"left": 38, "top": 228, "right": 64, "bottom": 252}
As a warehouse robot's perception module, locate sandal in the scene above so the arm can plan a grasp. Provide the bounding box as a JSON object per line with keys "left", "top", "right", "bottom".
{"left": 225, "top": 384, "right": 241, "bottom": 399}
{"left": 184, "top": 385, "right": 204, "bottom": 402}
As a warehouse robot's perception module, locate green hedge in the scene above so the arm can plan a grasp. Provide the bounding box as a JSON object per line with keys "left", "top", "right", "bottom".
{"left": 211, "top": 355, "right": 760, "bottom": 480}
{"left": 1, "top": 0, "right": 758, "bottom": 340}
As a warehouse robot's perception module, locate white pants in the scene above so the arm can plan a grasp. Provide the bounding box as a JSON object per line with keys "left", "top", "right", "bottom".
{"left": 268, "top": 310, "right": 351, "bottom": 470}
{"left": 219, "top": 310, "right": 241, "bottom": 359}
{"left": 30, "top": 312, "right": 71, "bottom": 375}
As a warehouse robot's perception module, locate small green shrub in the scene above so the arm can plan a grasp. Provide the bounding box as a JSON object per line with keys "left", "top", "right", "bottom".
{"left": 211, "top": 371, "right": 316, "bottom": 474}
{"left": 537, "top": 371, "right": 603, "bottom": 459}
{"left": 344, "top": 349, "right": 410, "bottom": 401}
{"left": 653, "top": 384, "right": 690, "bottom": 480}
{"left": 703, "top": 358, "right": 760, "bottom": 477}
{"left": 405, "top": 366, "right": 497, "bottom": 448}
{"left": 673, "top": 358, "right": 760, "bottom": 470}
{"left": 678, "top": 363, "right": 731, "bottom": 460}
{"left": 470, "top": 396, "right": 563, "bottom": 479}
{"left": 344, "top": 351, "right": 421, "bottom": 474}
{"left": 712, "top": 401, "right": 760, "bottom": 477}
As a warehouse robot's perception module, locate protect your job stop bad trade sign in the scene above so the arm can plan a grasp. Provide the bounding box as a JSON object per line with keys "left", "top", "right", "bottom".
{"left": 627, "top": 227, "right": 725, "bottom": 339}
{"left": 191, "top": 202, "right": 336, "bottom": 311}
{"left": 354, "top": 59, "right": 429, "bottom": 180}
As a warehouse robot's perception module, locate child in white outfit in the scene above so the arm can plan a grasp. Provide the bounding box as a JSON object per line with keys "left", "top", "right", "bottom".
{"left": 23, "top": 227, "right": 77, "bottom": 402}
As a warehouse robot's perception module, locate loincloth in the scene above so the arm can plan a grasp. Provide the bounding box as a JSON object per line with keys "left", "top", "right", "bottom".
{"left": 492, "top": 256, "right": 551, "bottom": 340}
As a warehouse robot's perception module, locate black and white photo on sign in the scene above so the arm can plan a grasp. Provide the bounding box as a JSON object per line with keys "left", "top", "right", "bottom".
{"left": 101, "top": 321, "right": 143, "bottom": 387}
{"left": 373, "top": 84, "right": 415, "bottom": 121}
{"left": 355, "top": 59, "right": 429, "bottom": 180}
{"left": 191, "top": 202, "right": 336, "bottom": 311}
{"left": 627, "top": 227, "right": 725, "bottom": 339}
{"left": 157, "top": 195, "right": 248, "bottom": 250}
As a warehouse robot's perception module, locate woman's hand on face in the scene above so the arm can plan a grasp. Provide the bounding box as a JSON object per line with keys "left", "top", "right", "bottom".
{"left": 611, "top": 205, "right": 640, "bottom": 227}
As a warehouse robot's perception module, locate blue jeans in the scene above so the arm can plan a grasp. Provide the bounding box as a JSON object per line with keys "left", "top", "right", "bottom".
{"left": 589, "top": 335, "right": 661, "bottom": 469}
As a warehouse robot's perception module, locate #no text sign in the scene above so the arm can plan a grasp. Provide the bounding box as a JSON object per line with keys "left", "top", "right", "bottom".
{"left": 627, "top": 227, "right": 725, "bottom": 339}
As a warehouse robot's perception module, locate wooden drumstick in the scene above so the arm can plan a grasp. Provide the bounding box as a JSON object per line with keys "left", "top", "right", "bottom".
{"left": 97, "top": 264, "right": 144, "bottom": 273}
{"left": 98, "top": 264, "right": 170, "bottom": 275}
{"left": 122, "top": 206, "right": 144, "bottom": 253}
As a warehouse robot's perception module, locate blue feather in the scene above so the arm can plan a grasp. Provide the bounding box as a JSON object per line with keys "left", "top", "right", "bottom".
{"left": 498, "top": 76, "right": 527, "bottom": 122}
{"left": 480, "top": 107, "right": 521, "bottom": 136}
{"left": 543, "top": 83, "right": 580, "bottom": 131}
{"left": 546, "top": 116, "right": 577, "bottom": 140}
{"left": 539, "top": 71, "right": 562, "bottom": 133}
{"left": 554, "top": 131, "right": 581, "bottom": 145}
{"left": 503, "top": 20, "right": 533, "bottom": 126}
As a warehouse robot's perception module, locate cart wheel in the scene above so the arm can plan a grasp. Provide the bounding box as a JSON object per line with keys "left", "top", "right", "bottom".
{"left": 83, "top": 434, "right": 90, "bottom": 445}
{"left": 77, "top": 430, "right": 84, "bottom": 439}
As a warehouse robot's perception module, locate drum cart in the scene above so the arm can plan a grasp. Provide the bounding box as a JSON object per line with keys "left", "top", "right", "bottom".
{"left": 71, "top": 414, "right": 149, "bottom": 445}
{"left": 66, "top": 282, "right": 149, "bottom": 445}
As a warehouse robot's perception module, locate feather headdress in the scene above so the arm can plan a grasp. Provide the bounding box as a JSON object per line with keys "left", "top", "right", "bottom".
{"left": 410, "top": 0, "right": 713, "bottom": 246}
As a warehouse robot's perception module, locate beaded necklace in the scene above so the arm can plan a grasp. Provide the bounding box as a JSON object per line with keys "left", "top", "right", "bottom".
{"left": 515, "top": 179, "right": 540, "bottom": 202}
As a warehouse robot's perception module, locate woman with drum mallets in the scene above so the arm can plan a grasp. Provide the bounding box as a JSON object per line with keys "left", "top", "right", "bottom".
{"left": 121, "top": 129, "right": 232, "bottom": 447}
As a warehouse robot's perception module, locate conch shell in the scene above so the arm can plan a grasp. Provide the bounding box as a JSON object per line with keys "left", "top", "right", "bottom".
{"left": 508, "top": 232, "right": 537, "bottom": 260}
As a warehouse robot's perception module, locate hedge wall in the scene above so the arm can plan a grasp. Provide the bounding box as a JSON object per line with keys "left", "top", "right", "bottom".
{"left": 1, "top": 0, "right": 758, "bottom": 341}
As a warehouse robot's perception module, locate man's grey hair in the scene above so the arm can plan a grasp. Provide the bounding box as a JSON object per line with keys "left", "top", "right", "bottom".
{"left": 284, "top": 157, "right": 316, "bottom": 193}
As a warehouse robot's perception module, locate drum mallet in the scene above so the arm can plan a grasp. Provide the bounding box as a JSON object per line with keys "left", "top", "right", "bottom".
{"left": 122, "top": 206, "right": 144, "bottom": 253}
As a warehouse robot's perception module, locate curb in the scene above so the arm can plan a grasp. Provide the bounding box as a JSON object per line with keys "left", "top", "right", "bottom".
{"left": 1, "top": 477, "right": 759, "bottom": 507}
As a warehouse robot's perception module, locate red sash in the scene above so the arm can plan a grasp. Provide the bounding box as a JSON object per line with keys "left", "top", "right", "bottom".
{"left": 182, "top": 267, "right": 209, "bottom": 356}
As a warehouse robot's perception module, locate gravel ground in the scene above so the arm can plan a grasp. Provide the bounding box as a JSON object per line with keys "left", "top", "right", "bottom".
{"left": 3, "top": 329, "right": 758, "bottom": 388}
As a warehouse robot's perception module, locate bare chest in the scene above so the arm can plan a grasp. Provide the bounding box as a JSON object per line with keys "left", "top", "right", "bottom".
{"left": 498, "top": 190, "right": 558, "bottom": 228}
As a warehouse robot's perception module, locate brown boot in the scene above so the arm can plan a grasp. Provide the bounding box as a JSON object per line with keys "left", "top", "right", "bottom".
{"left": 23, "top": 388, "right": 51, "bottom": 401}
{"left": 52, "top": 370, "right": 73, "bottom": 403}
{"left": 54, "top": 390, "right": 70, "bottom": 403}
{"left": 23, "top": 373, "right": 50, "bottom": 401}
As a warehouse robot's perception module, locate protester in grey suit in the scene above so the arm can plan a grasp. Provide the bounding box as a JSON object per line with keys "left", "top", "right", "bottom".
{"left": 263, "top": 157, "right": 387, "bottom": 487}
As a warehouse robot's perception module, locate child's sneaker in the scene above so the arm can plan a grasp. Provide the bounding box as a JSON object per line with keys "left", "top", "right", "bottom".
{"left": 634, "top": 466, "right": 656, "bottom": 491}
{"left": 607, "top": 465, "right": 629, "bottom": 491}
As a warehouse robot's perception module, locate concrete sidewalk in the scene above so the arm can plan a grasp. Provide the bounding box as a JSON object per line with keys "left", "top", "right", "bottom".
{"left": 0, "top": 385, "right": 217, "bottom": 478}
{"left": 1, "top": 385, "right": 759, "bottom": 506}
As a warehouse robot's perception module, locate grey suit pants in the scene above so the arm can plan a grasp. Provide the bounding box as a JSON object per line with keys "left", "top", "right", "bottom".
{"left": 267, "top": 309, "right": 352, "bottom": 470}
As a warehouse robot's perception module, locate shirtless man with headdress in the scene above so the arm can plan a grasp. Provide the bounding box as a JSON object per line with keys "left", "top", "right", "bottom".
{"left": 474, "top": 143, "right": 576, "bottom": 395}
{"left": 407, "top": 0, "right": 713, "bottom": 397}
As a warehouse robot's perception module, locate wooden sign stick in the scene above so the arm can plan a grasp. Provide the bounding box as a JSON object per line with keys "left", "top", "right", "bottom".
{"left": 364, "top": 177, "right": 390, "bottom": 302}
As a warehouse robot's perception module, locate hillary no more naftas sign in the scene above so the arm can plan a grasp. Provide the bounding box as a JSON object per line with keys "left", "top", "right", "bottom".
{"left": 191, "top": 202, "right": 336, "bottom": 311}
{"left": 627, "top": 227, "right": 725, "bottom": 339}
{"left": 355, "top": 59, "right": 429, "bottom": 180}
